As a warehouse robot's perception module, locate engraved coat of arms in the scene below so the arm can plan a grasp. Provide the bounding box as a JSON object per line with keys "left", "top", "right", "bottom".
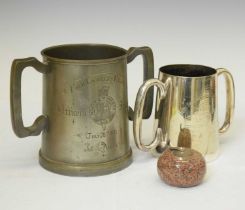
{"left": 89, "top": 86, "right": 116, "bottom": 130}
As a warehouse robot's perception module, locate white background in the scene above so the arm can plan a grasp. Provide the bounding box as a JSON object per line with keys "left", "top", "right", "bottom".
{"left": 0, "top": 0, "right": 245, "bottom": 209}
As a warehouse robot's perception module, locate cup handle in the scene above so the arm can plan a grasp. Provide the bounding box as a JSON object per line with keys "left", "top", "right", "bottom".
{"left": 133, "top": 78, "right": 171, "bottom": 152}
{"left": 10, "top": 57, "right": 49, "bottom": 138}
{"left": 127, "top": 47, "right": 154, "bottom": 120}
{"left": 217, "top": 68, "right": 235, "bottom": 133}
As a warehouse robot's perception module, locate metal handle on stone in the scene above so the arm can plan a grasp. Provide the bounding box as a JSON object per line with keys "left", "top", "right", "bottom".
{"left": 217, "top": 68, "right": 235, "bottom": 133}
{"left": 133, "top": 78, "right": 171, "bottom": 152}
{"left": 127, "top": 47, "right": 154, "bottom": 120}
{"left": 10, "top": 57, "right": 49, "bottom": 138}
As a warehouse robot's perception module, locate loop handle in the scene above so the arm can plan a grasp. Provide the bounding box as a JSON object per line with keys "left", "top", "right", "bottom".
{"left": 133, "top": 78, "right": 171, "bottom": 152}
{"left": 127, "top": 47, "right": 154, "bottom": 120}
{"left": 10, "top": 57, "right": 49, "bottom": 137}
{"left": 217, "top": 68, "right": 235, "bottom": 133}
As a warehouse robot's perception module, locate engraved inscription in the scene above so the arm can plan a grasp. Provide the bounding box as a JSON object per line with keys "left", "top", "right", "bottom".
{"left": 83, "top": 141, "right": 108, "bottom": 155}
{"left": 85, "top": 129, "right": 118, "bottom": 140}
{"left": 73, "top": 73, "right": 124, "bottom": 90}
{"left": 56, "top": 73, "right": 125, "bottom": 123}
{"left": 57, "top": 99, "right": 125, "bottom": 119}
{"left": 76, "top": 129, "right": 119, "bottom": 155}
{"left": 57, "top": 105, "right": 87, "bottom": 117}
{"left": 97, "top": 142, "right": 107, "bottom": 153}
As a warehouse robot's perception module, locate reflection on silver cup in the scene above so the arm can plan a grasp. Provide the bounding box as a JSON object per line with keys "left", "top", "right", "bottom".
{"left": 134, "top": 64, "right": 235, "bottom": 161}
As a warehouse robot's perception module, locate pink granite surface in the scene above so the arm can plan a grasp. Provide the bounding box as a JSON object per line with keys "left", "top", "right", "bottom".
{"left": 157, "top": 148, "right": 206, "bottom": 187}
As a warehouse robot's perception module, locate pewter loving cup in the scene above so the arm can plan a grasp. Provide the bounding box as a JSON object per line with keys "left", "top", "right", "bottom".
{"left": 10, "top": 44, "right": 154, "bottom": 176}
{"left": 134, "top": 65, "right": 235, "bottom": 161}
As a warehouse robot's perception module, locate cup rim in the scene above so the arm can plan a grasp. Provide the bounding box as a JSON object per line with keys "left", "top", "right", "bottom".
{"left": 159, "top": 64, "right": 217, "bottom": 78}
{"left": 41, "top": 43, "right": 128, "bottom": 64}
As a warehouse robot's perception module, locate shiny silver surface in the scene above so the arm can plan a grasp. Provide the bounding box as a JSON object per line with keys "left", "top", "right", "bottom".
{"left": 133, "top": 78, "right": 171, "bottom": 152}
{"left": 134, "top": 64, "right": 235, "bottom": 161}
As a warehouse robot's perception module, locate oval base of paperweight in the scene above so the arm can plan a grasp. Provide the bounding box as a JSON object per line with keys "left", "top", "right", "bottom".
{"left": 157, "top": 147, "right": 206, "bottom": 187}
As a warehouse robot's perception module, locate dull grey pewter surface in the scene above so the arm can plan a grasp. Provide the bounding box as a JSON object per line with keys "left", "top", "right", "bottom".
{"left": 10, "top": 43, "right": 154, "bottom": 176}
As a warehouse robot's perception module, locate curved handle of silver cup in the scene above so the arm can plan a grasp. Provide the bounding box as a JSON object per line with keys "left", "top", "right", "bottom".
{"left": 216, "top": 68, "right": 235, "bottom": 134}
{"left": 133, "top": 78, "right": 171, "bottom": 152}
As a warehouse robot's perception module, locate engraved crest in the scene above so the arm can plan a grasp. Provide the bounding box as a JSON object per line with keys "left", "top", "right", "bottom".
{"left": 89, "top": 86, "right": 116, "bottom": 129}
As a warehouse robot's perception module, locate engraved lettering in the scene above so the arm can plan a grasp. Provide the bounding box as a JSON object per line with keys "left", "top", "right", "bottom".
{"left": 84, "top": 142, "right": 93, "bottom": 152}
{"left": 76, "top": 129, "right": 120, "bottom": 154}
{"left": 97, "top": 142, "right": 107, "bottom": 153}
{"left": 58, "top": 73, "right": 124, "bottom": 121}
{"left": 57, "top": 105, "right": 87, "bottom": 117}
{"left": 73, "top": 73, "right": 124, "bottom": 90}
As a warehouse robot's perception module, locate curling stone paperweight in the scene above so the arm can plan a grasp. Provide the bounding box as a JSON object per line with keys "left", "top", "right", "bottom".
{"left": 157, "top": 147, "right": 206, "bottom": 187}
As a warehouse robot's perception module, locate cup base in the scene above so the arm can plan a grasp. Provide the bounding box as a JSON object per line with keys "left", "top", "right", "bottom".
{"left": 39, "top": 149, "right": 132, "bottom": 176}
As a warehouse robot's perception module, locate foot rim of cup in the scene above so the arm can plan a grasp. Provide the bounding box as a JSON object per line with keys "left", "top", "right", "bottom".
{"left": 39, "top": 149, "right": 133, "bottom": 176}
